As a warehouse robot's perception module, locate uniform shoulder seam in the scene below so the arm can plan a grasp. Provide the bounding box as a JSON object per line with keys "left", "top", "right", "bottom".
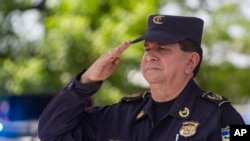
{"left": 201, "top": 91, "right": 230, "bottom": 107}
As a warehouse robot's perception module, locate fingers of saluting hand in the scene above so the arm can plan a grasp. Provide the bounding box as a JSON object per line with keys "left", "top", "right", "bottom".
{"left": 80, "top": 41, "right": 131, "bottom": 83}
{"left": 102, "top": 41, "right": 131, "bottom": 62}
{"left": 113, "top": 41, "right": 131, "bottom": 55}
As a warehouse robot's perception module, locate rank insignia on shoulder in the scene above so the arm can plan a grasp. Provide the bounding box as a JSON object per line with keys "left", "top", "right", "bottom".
{"left": 202, "top": 91, "right": 230, "bottom": 107}
{"left": 120, "top": 92, "right": 148, "bottom": 103}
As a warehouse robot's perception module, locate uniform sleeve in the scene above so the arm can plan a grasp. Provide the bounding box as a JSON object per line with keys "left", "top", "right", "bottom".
{"left": 202, "top": 92, "right": 245, "bottom": 127}
{"left": 38, "top": 71, "right": 103, "bottom": 141}
{"left": 221, "top": 103, "right": 246, "bottom": 127}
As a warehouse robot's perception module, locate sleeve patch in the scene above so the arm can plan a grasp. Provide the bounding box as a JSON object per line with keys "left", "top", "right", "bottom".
{"left": 202, "top": 92, "right": 230, "bottom": 107}
{"left": 221, "top": 126, "right": 230, "bottom": 141}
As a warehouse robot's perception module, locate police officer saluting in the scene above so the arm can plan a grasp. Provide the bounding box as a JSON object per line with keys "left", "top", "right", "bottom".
{"left": 38, "top": 14, "right": 245, "bottom": 141}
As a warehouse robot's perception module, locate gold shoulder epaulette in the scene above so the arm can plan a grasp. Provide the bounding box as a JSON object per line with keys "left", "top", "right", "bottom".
{"left": 120, "top": 92, "right": 148, "bottom": 103}
{"left": 202, "top": 92, "right": 230, "bottom": 107}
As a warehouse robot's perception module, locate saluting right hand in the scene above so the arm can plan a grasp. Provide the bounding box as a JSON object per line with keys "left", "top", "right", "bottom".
{"left": 80, "top": 41, "right": 131, "bottom": 83}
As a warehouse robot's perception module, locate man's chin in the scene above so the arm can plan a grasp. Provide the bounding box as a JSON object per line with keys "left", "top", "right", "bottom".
{"left": 145, "top": 77, "right": 163, "bottom": 84}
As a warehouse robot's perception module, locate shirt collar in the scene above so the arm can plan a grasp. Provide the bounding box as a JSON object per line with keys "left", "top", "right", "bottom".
{"left": 135, "top": 79, "right": 203, "bottom": 121}
{"left": 168, "top": 79, "right": 202, "bottom": 119}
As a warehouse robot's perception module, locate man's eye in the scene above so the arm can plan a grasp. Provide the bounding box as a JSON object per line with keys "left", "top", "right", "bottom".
{"left": 158, "top": 47, "right": 166, "bottom": 50}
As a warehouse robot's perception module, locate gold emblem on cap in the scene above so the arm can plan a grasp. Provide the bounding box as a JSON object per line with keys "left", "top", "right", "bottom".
{"left": 179, "top": 121, "right": 199, "bottom": 137}
{"left": 136, "top": 111, "right": 144, "bottom": 119}
{"left": 207, "top": 93, "right": 223, "bottom": 100}
{"left": 153, "top": 15, "right": 164, "bottom": 24}
{"left": 179, "top": 107, "right": 190, "bottom": 118}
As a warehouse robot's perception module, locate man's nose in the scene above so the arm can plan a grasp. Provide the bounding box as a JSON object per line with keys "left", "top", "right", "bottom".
{"left": 144, "top": 51, "right": 158, "bottom": 61}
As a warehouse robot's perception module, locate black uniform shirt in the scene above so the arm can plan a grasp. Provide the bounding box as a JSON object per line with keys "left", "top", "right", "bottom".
{"left": 152, "top": 98, "right": 175, "bottom": 124}
{"left": 38, "top": 73, "right": 245, "bottom": 141}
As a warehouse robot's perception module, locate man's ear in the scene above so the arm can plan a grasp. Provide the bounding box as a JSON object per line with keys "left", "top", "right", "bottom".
{"left": 185, "top": 52, "right": 200, "bottom": 74}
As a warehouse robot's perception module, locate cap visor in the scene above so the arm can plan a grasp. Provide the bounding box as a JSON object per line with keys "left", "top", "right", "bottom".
{"left": 131, "top": 32, "right": 185, "bottom": 44}
{"left": 130, "top": 37, "right": 144, "bottom": 44}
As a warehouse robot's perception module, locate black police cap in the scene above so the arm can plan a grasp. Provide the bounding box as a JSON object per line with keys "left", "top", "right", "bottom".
{"left": 131, "top": 14, "right": 204, "bottom": 47}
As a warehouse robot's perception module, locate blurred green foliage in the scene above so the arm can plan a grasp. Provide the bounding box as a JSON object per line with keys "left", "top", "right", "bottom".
{"left": 0, "top": 0, "right": 249, "bottom": 104}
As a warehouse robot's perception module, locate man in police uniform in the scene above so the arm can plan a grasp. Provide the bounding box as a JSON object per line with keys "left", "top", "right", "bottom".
{"left": 38, "top": 14, "right": 245, "bottom": 141}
